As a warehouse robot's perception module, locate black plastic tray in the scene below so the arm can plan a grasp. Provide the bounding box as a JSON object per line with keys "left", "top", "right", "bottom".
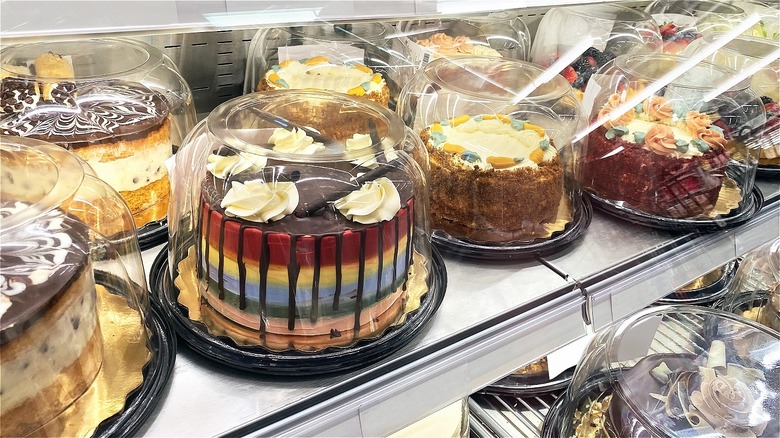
{"left": 757, "top": 164, "right": 780, "bottom": 179}
{"left": 150, "top": 244, "right": 447, "bottom": 375}
{"left": 432, "top": 195, "right": 592, "bottom": 261}
{"left": 137, "top": 218, "right": 168, "bottom": 251}
{"left": 587, "top": 185, "right": 763, "bottom": 233}
{"left": 482, "top": 366, "right": 575, "bottom": 397}
{"left": 93, "top": 272, "right": 177, "bottom": 438}
{"left": 655, "top": 260, "right": 738, "bottom": 306}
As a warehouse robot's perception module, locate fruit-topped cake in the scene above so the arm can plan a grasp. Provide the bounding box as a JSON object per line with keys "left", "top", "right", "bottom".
{"left": 0, "top": 52, "right": 173, "bottom": 227}
{"left": 414, "top": 33, "right": 502, "bottom": 58}
{"left": 582, "top": 92, "right": 731, "bottom": 218}
{"left": 659, "top": 22, "right": 702, "bottom": 54}
{"left": 256, "top": 56, "right": 390, "bottom": 106}
{"left": 197, "top": 123, "right": 417, "bottom": 351}
{"left": 419, "top": 114, "right": 563, "bottom": 242}
{"left": 560, "top": 47, "right": 616, "bottom": 94}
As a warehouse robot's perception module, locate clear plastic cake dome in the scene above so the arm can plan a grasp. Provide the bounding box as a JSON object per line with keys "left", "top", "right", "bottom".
{"left": 727, "top": 1, "right": 780, "bottom": 40}
{"left": 168, "top": 89, "right": 434, "bottom": 353}
{"left": 644, "top": 0, "right": 748, "bottom": 54}
{"left": 683, "top": 34, "right": 780, "bottom": 170}
{"left": 244, "top": 22, "right": 405, "bottom": 107}
{"left": 579, "top": 53, "right": 763, "bottom": 227}
{"left": 393, "top": 12, "right": 531, "bottom": 89}
{"left": 0, "top": 136, "right": 153, "bottom": 436}
{"left": 530, "top": 4, "right": 662, "bottom": 97}
{"left": 718, "top": 238, "right": 780, "bottom": 333}
{"left": 396, "top": 56, "right": 585, "bottom": 252}
{"left": 0, "top": 38, "right": 196, "bottom": 231}
{"left": 542, "top": 306, "right": 780, "bottom": 438}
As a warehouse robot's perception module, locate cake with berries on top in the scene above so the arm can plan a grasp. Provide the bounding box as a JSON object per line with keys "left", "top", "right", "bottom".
{"left": 560, "top": 47, "right": 616, "bottom": 96}
{"left": 583, "top": 92, "right": 731, "bottom": 218}
{"left": 659, "top": 22, "right": 702, "bottom": 54}
{"left": 419, "top": 113, "right": 563, "bottom": 241}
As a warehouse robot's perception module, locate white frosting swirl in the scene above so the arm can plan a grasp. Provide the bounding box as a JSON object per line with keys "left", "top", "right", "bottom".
{"left": 206, "top": 152, "right": 267, "bottom": 179}
{"left": 334, "top": 177, "right": 401, "bottom": 224}
{"left": 269, "top": 128, "right": 325, "bottom": 155}
{"left": 220, "top": 180, "right": 299, "bottom": 223}
{"left": 346, "top": 133, "right": 372, "bottom": 151}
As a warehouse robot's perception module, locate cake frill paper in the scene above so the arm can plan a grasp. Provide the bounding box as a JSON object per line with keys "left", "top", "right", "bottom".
{"left": 174, "top": 245, "right": 430, "bottom": 350}
{"left": 30, "top": 285, "right": 151, "bottom": 437}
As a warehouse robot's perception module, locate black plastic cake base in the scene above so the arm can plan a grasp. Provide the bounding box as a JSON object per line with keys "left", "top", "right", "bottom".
{"left": 757, "top": 164, "right": 780, "bottom": 178}
{"left": 432, "top": 195, "right": 591, "bottom": 261}
{"left": 137, "top": 218, "right": 168, "bottom": 251}
{"left": 587, "top": 183, "right": 763, "bottom": 233}
{"left": 150, "top": 244, "right": 447, "bottom": 375}
{"left": 482, "top": 367, "right": 575, "bottom": 397}
{"left": 92, "top": 272, "right": 177, "bottom": 438}
{"left": 655, "top": 261, "right": 738, "bottom": 306}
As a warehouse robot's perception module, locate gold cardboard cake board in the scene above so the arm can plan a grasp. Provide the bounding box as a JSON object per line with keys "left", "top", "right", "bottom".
{"left": 32, "top": 286, "right": 151, "bottom": 437}
{"left": 706, "top": 177, "right": 741, "bottom": 218}
{"left": 174, "top": 245, "right": 430, "bottom": 350}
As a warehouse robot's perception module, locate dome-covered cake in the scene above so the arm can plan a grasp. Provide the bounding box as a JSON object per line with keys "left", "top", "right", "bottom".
{"left": 645, "top": 0, "right": 747, "bottom": 54}
{"left": 169, "top": 90, "right": 434, "bottom": 351}
{"left": 0, "top": 39, "right": 195, "bottom": 228}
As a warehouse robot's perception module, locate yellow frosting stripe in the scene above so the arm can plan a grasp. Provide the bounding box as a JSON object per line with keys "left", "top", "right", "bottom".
{"left": 305, "top": 56, "right": 329, "bottom": 65}
{"left": 486, "top": 156, "right": 516, "bottom": 169}
{"left": 268, "top": 73, "right": 280, "bottom": 84}
{"left": 280, "top": 59, "right": 292, "bottom": 68}
{"left": 524, "top": 123, "right": 546, "bottom": 136}
{"left": 354, "top": 64, "right": 373, "bottom": 74}
{"left": 529, "top": 147, "right": 545, "bottom": 164}
{"left": 348, "top": 85, "right": 366, "bottom": 96}
{"left": 371, "top": 73, "right": 383, "bottom": 84}
{"left": 431, "top": 123, "right": 443, "bottom": 133}
{"left": 443, "top": 143, "right": 466, "bottom": 154}
{"left": 450, "top": 115, "right": 470, "bottom": 127}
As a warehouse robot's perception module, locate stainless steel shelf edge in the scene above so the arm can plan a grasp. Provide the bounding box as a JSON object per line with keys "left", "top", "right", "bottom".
{"left": 242, "top": 286, "right": 586, "bottom": 437}
{"left": 587, "top": 199, "right": 779, "bottom": 331}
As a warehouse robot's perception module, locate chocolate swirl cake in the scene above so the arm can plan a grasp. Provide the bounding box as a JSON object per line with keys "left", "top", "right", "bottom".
{"left": 0, "top": 56, "right": 173, "bottom": 227}
{"left": 0, "top": 202, "right": 103, "bottom": 437}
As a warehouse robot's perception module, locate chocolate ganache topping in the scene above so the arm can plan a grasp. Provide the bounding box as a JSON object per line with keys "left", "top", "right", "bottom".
{"left": 0, "top": 202, "right": 90, "bottom": 343}
{"left": 0, "top": 80, "right": 169, "bottom": 149}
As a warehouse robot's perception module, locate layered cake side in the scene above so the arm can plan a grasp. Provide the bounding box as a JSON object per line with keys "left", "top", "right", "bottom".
{"left": 197, "top": 128, "right": 415, "bottom": 351}
{"left": 257, "top": 57, "right": 390, "bottom": 106}
{"left": 420, "top": 114, "right": 563, "bottom": 241}
{"left": 583, "top": 92, "right": 731, "bottom": 218}
{"left": 0, "top": 203, "right": 102, "bottom": 437}
{"left": 414, "top": 33, "right": 502, "bottom": 58}
{"left": 0, "top": 52, "right": 173, "bottom": 227}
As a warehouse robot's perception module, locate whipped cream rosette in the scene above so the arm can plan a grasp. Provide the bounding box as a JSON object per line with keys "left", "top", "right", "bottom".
{"left": 165, "top": 89, "right": 441, "bottom": 358}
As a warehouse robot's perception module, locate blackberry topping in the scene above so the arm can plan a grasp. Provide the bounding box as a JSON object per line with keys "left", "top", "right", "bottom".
{"left": 583, "top": 47, "right": 600, "bottom": 58}
{"left": 572, "top": 56, "right": 592, "bottom": 73}
{"left": 595, "top": 51, "right": 615, "bottom": 66}
{"left": 761, "top": 96, "right": 774, "bottom": 105}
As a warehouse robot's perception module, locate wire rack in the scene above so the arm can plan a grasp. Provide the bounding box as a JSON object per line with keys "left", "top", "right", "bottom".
{"left": 468, "top": 312, "right": 710, "bottom": 437}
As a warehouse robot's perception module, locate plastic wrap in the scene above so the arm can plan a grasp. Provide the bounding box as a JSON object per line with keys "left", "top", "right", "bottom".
{"left": 0, "top": 38, "right": 196, "bottom": 230}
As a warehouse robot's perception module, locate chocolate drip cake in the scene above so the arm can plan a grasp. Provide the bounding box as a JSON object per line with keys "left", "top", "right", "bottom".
{"left": 0, "top": 53, "right": 172, "bottom": 227}
{"left": 420, "top": 114, "right": 563, "bottom": 242}
{"left": 197, "top": 126, "right": 416, "bottom": 351}
{"left": 0, "top": 202, "right": 102, "bottom": 437}
{"left": 583, "top": 92, "right": 731, "bottom": 218}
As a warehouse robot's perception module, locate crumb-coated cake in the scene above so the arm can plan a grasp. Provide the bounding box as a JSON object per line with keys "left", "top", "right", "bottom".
{"left": 197, "top": 128, "right": 415, "bottom": 350}
{"left": 0, "top": 52, "right": 172, "bottom": 227}
{"left": 583, "top": 92, "right": 730, "bottom": 218}
{"left": 0, "top": 203, "right": 102, "bottom": 437}
{"left": 256, "top": 56, "right": 390, "bottom": 106}
{"left": 414, "top": 33, "right": 501, "bottom": 58}
{"left": 420, "top": 114, "right": 563, "bottom": 241}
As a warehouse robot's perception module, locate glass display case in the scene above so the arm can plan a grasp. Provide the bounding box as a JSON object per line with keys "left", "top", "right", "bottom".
{"left": 644, "top": 0, "right": 748, "bottom": 54}
{"left": 542, "top": 306, "right": 780, "bottom": 437}
{"left": 0, "top": 38, "right": 196, "bottom": 239}
{"left": 718, "top": 238, "right": 780, "bottom": 333}
{"left": 397, "top": 56, "right": 587, "bottom": 258}
{"left": 580, "top": 53, "right": 764, "bottom": 229}
{"left": 683, "top": 33, "right": 780, "bottom": 175}
{"left": 160, "top": 89, "right": 444, "bottom": 372}
{"left": 0, "top": 136, "right": 173, "bottom": 437}
{"left": 530, "top": 4, "right": 662, "bottom": 96}
{"left": 244, "top": 22, "right": 404, "bottom": 107}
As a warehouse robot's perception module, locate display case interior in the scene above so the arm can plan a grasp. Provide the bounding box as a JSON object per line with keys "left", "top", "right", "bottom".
{"left": 0, "top": 38, "right": 196, "bottom": 242}
{"left": 0, "top": 136, "right": 173, "bottom": 437}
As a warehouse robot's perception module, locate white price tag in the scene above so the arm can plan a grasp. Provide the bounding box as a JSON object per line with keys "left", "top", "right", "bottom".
{"left": 404, "top": 38, "right": 435, "bottom": 66}
{"left": 278, "top": 42, "right": 365, "bottom": 65}
{"left": 616, "top": 315, "right": 662, "bottom": 363}
{"left": 547, "top": 333, "right": 594, "bottom": 380}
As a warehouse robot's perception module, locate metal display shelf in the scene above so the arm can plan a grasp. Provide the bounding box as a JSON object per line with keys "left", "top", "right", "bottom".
{"left": 136, "top": 181, "right": 778, "bottom": 437}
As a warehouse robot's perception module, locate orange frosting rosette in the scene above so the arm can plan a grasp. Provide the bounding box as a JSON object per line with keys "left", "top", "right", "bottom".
{"left": 644, "top": 124, "right": 677, "bottom": 156}
{"left": 599, "top": 106, "right": 635, "bottom": 128}
{"left": 643, "top": 95, "right": 673, "bottom": 121}
{"left": 686, "top": 111, "right": 713, "bottom": 132}
{"left": 696, "top": 127, "right": 728, "bottom": 148}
